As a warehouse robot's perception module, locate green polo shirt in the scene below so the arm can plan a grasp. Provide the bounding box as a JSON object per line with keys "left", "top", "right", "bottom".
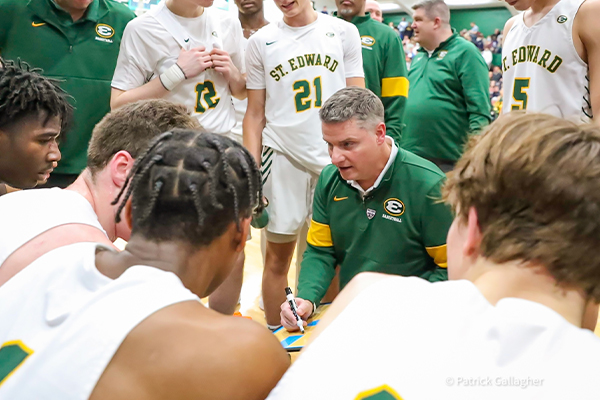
{"left": 0, "top": 0, "right": 135, "bottom": 174}
{"left": 336, "top": 12, "right": 408, "bottom": 143}
{"left": 297, "top": 143, "right": 453, "bottom": 307}
{"left": 401, "top": 31, "right": 490, "bottom": 163}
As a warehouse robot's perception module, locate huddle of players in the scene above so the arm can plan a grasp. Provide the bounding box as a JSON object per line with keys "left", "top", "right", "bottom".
{"left": 1, "top": 0, "right": 600, "bottom": 397}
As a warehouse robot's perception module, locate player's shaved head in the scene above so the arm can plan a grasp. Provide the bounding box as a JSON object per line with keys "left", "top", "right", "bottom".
{"left": 444, "top": 112, "right": 600, "bottom": 302}
{"left": 412, "top": 0, "right": 450, "bottom": 26}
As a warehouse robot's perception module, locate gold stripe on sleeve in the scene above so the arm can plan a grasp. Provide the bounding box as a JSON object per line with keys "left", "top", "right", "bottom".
{"left": 307, "top": 220, "right": 333, "bottom": 247}
{"left": 426, "top": 244, "right": 447, "bottom": 268}
{"left": 381, "top": 77, "right": 409, "bottom": 98}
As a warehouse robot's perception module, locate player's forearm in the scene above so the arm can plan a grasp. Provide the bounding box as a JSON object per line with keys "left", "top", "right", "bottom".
{"left": 243, "top": 114, "right": 265, "bottom": 166}
{"left": 228, "top": 70, "right": 247, "bottom": 100}
{"left": 110, "top": 80, "right": 169, "bottom": 110}
{"left": 297, "top": 246, "right": 337, "bottom": 308}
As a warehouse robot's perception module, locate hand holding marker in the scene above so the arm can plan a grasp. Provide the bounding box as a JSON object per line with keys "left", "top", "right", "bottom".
{"left": 285, "top": 287, "right": 305, "bottom": 334}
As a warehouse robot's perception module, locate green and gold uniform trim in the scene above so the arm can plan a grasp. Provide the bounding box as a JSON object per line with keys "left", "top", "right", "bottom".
{"left": 425, "top": 243, "right": 448, "bottom": 268}
{"left": 355, "top": 384, "right": 404, "bottom": 400}
{"left": 381, "top": 77, "right": 409, "bottom": 98}
{"left": 307, "top": 220, "right": 333, "bottom": 247}
{"left": 0, "top": 340, "right": 34, "bottom": 387}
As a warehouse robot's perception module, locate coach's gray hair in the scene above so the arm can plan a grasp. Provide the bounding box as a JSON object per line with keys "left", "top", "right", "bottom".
{"left": 319, "top": 87, "right": 384, "bottom": 130}
{"left": 412, "top": 0, "right": 450, "bottom": 26}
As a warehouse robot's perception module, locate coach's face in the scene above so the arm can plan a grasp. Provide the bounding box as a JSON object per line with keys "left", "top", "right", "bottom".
{"left": 322, "top": 118, "right": 387, "bottom": 186}
{"left": 0, "top": 114, "right": 61, "bottom": 188}
{"left": 336, "top": 0, "right": 365, "bottom": 20}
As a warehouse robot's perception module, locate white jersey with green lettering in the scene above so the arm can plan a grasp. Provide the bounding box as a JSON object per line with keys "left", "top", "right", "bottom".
{"left": 246, "top": 13, "right": 363, "bottom": 175}
{"left": 112, "top": 2, "right": 245, "bottom": 134}
{"left": 502, "top": 0, "right": 592, "bottom": 121}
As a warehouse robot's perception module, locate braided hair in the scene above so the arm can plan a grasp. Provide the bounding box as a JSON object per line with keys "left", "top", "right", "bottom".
{"left": 0, "top": 58, "right": 73, "bottom": 134}
{"left": 112, "top": 130, "right": 263, "bottom": 246}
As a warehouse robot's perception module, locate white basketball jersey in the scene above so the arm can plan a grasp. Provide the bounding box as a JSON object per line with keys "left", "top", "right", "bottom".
{"left": 112, "top": 2, "right": 245, "bottom": 134}
{"left": 0, "top": 242, "right": 198, "bottom": 399}
{"left": 0, "top": 188, "right": 105, "bottom": 267}
{"left": 268, "top": 277, "right": 600, "bottom": 400}
{"left": 502, "top": 0, "right": 592, "bottom": 121}
{"left": 246, "top": 14, "right": 364, "bottom": 175}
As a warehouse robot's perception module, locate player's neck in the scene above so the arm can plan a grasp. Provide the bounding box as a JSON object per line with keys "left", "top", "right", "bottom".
{"left": 66, "top": 169, "right": 118, "bottom": 241}
{"left": 338, "top": 9, "right": 365, "bottom": 22}
{"left": 468, "top": 259, "right": 587, "bottom": 327}
{"left": 529, "top": 0, "right": 560, "bottom": 15}
{"left": 166, "top": 0, "right": 205, "bottom": 18}
{"left": 239, "top": 11, "right": 268, "bottom": 38}
{"left": 101, "top": 236, "right": 214, "bottom": 297}
{"left": 284, "top": 8, "right": 318, "bottom": 28}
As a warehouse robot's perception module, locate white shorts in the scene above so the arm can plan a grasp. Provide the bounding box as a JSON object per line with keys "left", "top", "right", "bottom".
{"left": 262, "top": 147, "right": 317, "bottom": 242}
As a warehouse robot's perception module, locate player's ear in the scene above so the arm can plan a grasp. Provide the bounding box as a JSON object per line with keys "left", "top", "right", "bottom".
{"left": 464, "top": 206, "right": 482, "bottom": 258}
{"left": 110, "top": 150, "right": 135, "bottom": 189}
{"left": 234, "top": 217, "right": 251, "bottom": 252}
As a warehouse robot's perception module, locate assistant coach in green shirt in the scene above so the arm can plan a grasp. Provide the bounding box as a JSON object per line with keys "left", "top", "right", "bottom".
{"left": 0, "top": 0, "right": 135, "bottom": 187}
{"left": 335, "top": 0, "right": 408, "bottom": 144}
{"left": 280, "top": 87, "right": 453, "bottom": 331}
{"left": 401, "top": 0, "right": 490, "bottom": 172}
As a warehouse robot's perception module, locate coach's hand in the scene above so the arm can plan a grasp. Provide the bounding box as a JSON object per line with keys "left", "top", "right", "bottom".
{"left": 210, "top": 48, "right": 239, "bottom": 82}
{"left": 280, "top": 298, "right": 312, "bottom": 332}
{"left": 177, "top": 46, "right": 213, "bottom": 78}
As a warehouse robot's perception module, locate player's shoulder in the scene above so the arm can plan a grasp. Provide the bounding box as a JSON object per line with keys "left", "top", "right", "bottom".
{"left": 113, "top": 301, "right": 289, "bottom": 398}
{"left": 100, "top": 0, "right": 136, "bottom": 20}
{"left": 503, "top": 14, "right": 520, "bottom": 34}
{"left": 121, "top": 10, "right": 163, "bottom": 36}
{"left": 248, "top": 21, "right": 280, "bottom": 43}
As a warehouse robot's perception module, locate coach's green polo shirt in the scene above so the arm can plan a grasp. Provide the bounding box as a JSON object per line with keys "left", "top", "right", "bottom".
{"left": 297, "top": 140, "right": 453, "bottom": 308}
{"left": 401, "top": 31, "right": 490, "bottom": 163}
{"left": 0, "top": 0, "right": 135, "bottom": 174}
{"left": 336, "top": 13, "right": 408, "bottom": 143}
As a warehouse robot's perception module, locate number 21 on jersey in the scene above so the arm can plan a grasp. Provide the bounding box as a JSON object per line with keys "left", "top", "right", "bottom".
{"left": 511, "top": 78, "right": 530, "bottom": 110}
{"left": 294, "top": 77, "right": 322, "bottom": 113}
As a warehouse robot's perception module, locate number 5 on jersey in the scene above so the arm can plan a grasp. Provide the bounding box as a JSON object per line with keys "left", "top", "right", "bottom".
{"left": 294, "top": 77, "right": 322, "bottom": 113}
{"left": 511, "top": 78, "right": 530, "bottom": 110}
{"left": 195, "top": 81, "right": 220, "bottom": 113}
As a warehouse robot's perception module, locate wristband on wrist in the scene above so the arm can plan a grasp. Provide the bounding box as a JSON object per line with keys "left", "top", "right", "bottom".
{"left": 159, "top": 63, "right": 186, "bottom": 91}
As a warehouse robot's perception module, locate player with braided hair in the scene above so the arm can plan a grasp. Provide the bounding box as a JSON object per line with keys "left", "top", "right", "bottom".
{"left": 0, "top": 130, "right": 289, "bottom": 399}
{"left": 0, "top": 59, "right": 72, "bottom": 189}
